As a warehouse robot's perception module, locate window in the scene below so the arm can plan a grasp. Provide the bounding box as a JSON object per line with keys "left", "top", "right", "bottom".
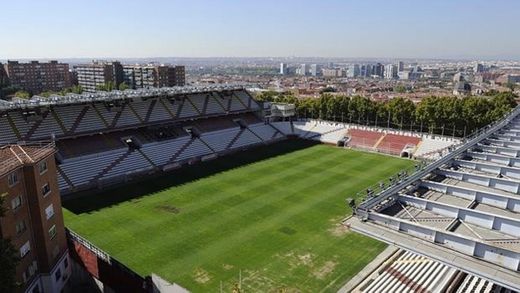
{"left": 41, "top": 183, "right": 51, "bottom": 197}
{"left": 16, "top": 220, "right": 27, "bottom": 235}
{"left": 48, "top": 225, "right": 57, "bottom": 240}
{"left": 54, "top": 268, "right": 61, "bottom": 282}
{"left": 39, "top": 161, "right": 48, "bottom": 174}
{"left": 8, "top": 172, "right": 18, "bottom": 187}
{"left": 20, "top": 241, "right": 30, "bottom": 258}
{"left": 11, "top": 195, "right": 22, "bottom": 211}
{"left": 45, "top": 204, "right": 54, "bottom": 220}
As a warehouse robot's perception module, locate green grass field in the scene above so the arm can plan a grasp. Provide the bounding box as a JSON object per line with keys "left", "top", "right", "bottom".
{"left": 63, "top": 140, "right": 413, "bottom": 292}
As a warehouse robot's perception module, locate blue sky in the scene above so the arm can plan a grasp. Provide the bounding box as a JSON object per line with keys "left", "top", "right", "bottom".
{"left": 1, "top": 0, "right": 519, "bottom": 59}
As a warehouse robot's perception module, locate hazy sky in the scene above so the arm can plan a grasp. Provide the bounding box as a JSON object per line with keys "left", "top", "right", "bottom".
{"left": 1, "top": 0, "right": 519, "bottom": 59}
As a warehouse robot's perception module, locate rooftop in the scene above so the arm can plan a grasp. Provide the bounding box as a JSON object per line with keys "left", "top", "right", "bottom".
{"left": 0, "top": 84, "right": 248, "bottom": 111}
{"left": 0, "top": 142, "right": 56, "bottom": 177}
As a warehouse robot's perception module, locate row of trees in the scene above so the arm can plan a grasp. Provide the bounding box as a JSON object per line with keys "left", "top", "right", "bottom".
{"left": 256, "top": 91, "right": 518, "bottom": 137}
{"left": 96, "top": 82, "right": 129, "bottom": 92}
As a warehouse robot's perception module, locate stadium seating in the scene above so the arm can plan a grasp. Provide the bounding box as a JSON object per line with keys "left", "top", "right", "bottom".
{"left": 247, "top": 123, "right": 279, "bottom": 141}
{"left": 199, "top": 127, "right": 241, "bottom": 153}
{"left": 346, "top": 129, "right": 383, "bottom": 149}
{"left": 231, "top": 129, "right": 263, "bottom": 148}
{"left": 59, "top": 149, "right": 127, "bottom": 188}
{"left": 0, "top": 116, "right": 18, "bottom": 142}
{"left": 0, "top": 89, "right": 260, "bottom": 143}
{"left": 413, "top": 136, "right": 459, "bottom": 159}
{"left": 103, "top": 151, "right": 154, "bottom": 179}
{"left": 73, "top": 106, "right": 107, "bottom": 134}
{"left": 140, "top": 136, "right": 192, "bottom": 166}
{"left": 362, "top": 250, "right": 455, "bottom": 293}
{"left": 376, "top": 133, "right": 421, "bottom": 155}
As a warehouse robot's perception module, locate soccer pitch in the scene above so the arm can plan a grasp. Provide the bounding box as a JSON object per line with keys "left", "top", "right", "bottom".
{"left": 63, "top": 140, "right": 414, "bottom": 292}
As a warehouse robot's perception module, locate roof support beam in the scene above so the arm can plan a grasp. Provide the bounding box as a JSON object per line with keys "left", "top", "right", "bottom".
{"left": 419, "top": 180, "right": 520, "bottom": 213}
{"left": 362, "top": 211, "right": 520, "bottom": 272}
{"left": 453, "top": 158, "right": 520, "bottom": 179}
{"left": 494, "top": 134, "right": 520, "bottom": 143}
{"left": 485, "top": 138, "right": 520, "bottom": 149}
{"left": 397, "top": 194, "right": 520, "bottom": 238}
{"left": 476, "top": 143, "right": 520, "bottom": 157}
{"left": 436, "top": 168, "right": 520, "bottom": 194}
{"left": 465, "top": 151, "right": 520, "bottom": 168}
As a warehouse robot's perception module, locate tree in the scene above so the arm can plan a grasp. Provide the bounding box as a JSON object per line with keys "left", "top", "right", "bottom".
{"left": 14, "top": 90, "right": 30, "bottom": 99}
{"left": 96, "top": 81, "right": 116, "bottom": 92}
{"left": 394, "top": 85, "right": 407, "bottom": 93}
{"left": 0, "top": 193, "right": 20, "bottom": 292}
{"left": 118, "top": 82, "right": 129, "bottom": 91}
{"left": 505, "top": 82, "right": 516, "bottom": 92}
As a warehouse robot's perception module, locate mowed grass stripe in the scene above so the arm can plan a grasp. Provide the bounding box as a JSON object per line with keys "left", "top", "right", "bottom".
{"left": 64, "top": 140, "right": 413, "bottom": 292}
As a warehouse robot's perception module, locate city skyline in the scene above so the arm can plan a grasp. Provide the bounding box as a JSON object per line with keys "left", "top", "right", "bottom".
{"left": 2, "top": 0, "right": 520, "bottom": 60}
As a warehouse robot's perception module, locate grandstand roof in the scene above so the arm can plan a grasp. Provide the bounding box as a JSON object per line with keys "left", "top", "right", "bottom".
{"left": 347, "top": 105, "right": 520, "bottom": 292}
{"left": 0, "top": 84, "right": 247, "bottom": 111}
{"left": 0, "top": 142, "right": 56, "bottom": 177}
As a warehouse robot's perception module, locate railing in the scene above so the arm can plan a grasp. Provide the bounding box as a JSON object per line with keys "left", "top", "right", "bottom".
{"left": 355, "top": 104, "right": 520, "bottom": 214}
{"left": 66, "top": 228, "right": 111, "bottom": 264}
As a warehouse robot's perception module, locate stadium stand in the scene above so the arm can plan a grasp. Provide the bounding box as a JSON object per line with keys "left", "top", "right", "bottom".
{"left": 346, "top": 129, "right": 384, "bottom": 149}
{"left": 352, "top": 248, "right": 513, "bottom": 293}
{"left": 376, "top": 133, "right": 421, "bottom": 156}
{"left": 0, "top": 85, "right": 284, "bottom": 195}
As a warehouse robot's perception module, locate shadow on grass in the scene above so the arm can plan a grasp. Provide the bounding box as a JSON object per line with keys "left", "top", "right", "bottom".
{"left": 63, "top": 139, "right": 321, "bottom": 214}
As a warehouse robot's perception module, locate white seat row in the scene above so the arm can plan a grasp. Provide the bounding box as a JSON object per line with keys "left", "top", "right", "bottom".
{"left": 74, "top": 106, "right": 107, "bottom": 133}
{"left": 363, "top": 251, "right": 456, "bottom": 293}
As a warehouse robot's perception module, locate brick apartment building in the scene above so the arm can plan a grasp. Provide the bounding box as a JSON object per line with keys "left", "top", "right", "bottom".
{"left": 3, "top": 61, "right": 72, "bottom": 95}
{"left": 75, "top": 61, "right": 185, "bottom": 93}
{"left": 0, "top": 142, "right": 70, "bottom": 293}
{"left": 74, "top": 61, "right": 124, "bottom": 93}
{"left": 123, "top": 64, "right": 185, "bottom": 89}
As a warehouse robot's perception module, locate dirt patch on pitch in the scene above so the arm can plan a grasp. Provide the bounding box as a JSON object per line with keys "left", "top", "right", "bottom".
{"left": 156, "top": 204, "right": 180, "bottom": 214}
{"left": 312, "top": 261, "right": 337, "bottom": 280}
{"left": 193, "top": 268, "right": 212, "bottom": 284}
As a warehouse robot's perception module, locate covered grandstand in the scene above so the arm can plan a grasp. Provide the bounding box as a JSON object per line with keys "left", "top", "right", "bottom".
{"left": 0, "top": 86, "right": 460, "bottom": 196}
{"left": 346, "top": 105, "right": 520, "bottom": 291}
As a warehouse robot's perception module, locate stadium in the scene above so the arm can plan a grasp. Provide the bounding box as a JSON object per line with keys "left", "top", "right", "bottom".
{"left": 0, "top": 85, "right": 518, "bottom": 292}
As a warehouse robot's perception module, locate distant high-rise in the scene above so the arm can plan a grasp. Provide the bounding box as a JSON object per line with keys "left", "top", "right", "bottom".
{"left": 347, "top": 64, "right": 360, "bottom": 78}
{"left": 373, "top": 63, "right": 384, "bottom": 78}
{"left": 384, "top": 64, "right": 398, "bottom": 79}
{"left": 280, "top": 63, "right": 288, "bottom": 75}
{"left": 3, "top": 61, "right": 71, "bottom": 94}
{"left": 474, "top": 63, "right": 484, "bottom": 73}
{"left": 453, "top": 72, "right": 464, "bottom": 82}
{"left": 310, "top": 64, "right": 321, "bottom": 77}
{"left": 397, "top": 61, "right": 404, "bottom": 72}
{"left": 297, "top": 64, "right": 308, "bottom": 76}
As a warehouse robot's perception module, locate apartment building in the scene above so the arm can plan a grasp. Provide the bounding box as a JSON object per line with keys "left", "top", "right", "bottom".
{"left": 3, "top": 61, "right": 72, "bottom": 94}
{"left": 123, "top": 64, "right": 186, "bottom": 89}
{"left": 0, "top": 143, "right": 70, "bottom": 293}
{"left": 76, "top": 61, "right": 185, "bottom": 92}
{"left": 74, "top": 61, "right": 124, "bottom": 93}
